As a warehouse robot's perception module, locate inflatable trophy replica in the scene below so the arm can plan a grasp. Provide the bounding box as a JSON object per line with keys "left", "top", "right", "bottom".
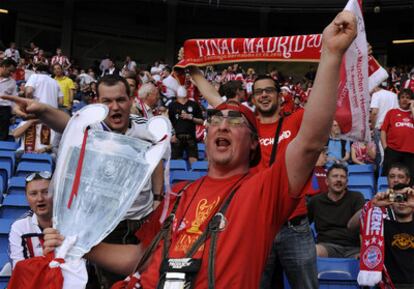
{"left": 8, "top": 104, "right": 172, "bottom": 289}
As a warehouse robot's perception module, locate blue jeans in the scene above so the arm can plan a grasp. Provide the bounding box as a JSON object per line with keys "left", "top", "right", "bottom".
{"left": 260, "top": 217, "right": 318, "bottom": 289}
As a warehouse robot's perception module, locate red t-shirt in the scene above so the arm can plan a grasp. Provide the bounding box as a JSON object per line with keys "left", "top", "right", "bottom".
{"left": 252, "top": 109, "right": 308, "bottom": 219}
{"left": 136, "top": 147, "right": 300, "bottom": 289}
{"left": 381, "top": 108, "right": 414, "bottom": 153}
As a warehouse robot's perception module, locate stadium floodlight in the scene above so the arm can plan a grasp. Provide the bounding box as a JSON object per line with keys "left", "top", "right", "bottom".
{"left": 392, "top": 39, "right": 414, "bottom": 44}
{"left": 0, "top": 9, "right": 8, "bottom": 14}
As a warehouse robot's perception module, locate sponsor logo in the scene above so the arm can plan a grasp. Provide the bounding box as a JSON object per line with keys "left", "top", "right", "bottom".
{"left": 168, "top": 258, "right": 193, "bottom": 269}
{"left": 259, "top": 130, "right": 292, "bottom": 146}
{"left": 395, "top": 122, "right": 414, "bottom": 128}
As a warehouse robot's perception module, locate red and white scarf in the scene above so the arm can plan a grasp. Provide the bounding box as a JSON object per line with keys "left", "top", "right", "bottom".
{"left": 176, "top": 0, "right": 387, "bottom": 142}
{"left": 358, "top": 201, "right": 395, "bottom": 289}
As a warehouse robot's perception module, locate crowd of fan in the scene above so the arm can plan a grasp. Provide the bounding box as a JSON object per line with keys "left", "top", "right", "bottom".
{"left": 1, "top": 38, "right": 414, "bottom": 289}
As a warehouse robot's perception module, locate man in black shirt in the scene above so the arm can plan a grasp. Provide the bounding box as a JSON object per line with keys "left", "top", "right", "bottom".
{"left": 371, "top": 164, "right": 414, "bottom": 289}
{"left": 168, "top": 86, "right": 204, "bottom": 164}
{"left": 308, "top": 163, "right": 365, "bottom": 258}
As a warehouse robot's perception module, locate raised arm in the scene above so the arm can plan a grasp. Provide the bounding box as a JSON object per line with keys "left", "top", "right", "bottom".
{"left": 189, "top": 66, "right": 223, "bottom": 108}
{"left": 286, "top": 11, "right": 357, "bottom": 194}
{"left": 1, "top": 95, "right": 70, "bottom": 133}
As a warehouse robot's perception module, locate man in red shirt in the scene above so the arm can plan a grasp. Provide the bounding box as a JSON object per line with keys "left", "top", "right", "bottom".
{"left": 381, "top": 88, "right": 414, "bottom": 181}
{"left": 42, "top": 11, "right": 356, "bottom": 289}
{"left": 250, "top": 76, "right": 316, "bottom": 289}
{"left": 189, "top": 31, "right": 317, "bottom": 289}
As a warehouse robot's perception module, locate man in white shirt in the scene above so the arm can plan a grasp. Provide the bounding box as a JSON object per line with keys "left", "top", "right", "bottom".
{"left": 370, "top": 85, "right": 398, "bottom": 164}
{"left": 4, "top": 42, "right": 20, "bottom": 63}
{"left": 24, "top": 63, "right": 63, "bottom": 108}
{"left": 0, "top": 58, "right": 17, "bottom": 140}
{"left": 161, "top": 66, "right": 179, "bottom": 106}
{"left": 8, "top": 172, "right": 53, "bottom": 269}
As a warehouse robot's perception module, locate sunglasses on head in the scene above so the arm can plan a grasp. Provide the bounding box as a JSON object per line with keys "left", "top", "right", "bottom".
{"left": 207, "top": 110, "right": 247, "bottom": 127}
{"left": 25, "top": 171, "right": 52, "bottom": 183}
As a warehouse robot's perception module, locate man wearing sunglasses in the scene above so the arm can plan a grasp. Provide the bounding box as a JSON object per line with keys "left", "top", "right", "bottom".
{"left": 9, "top": 171, "right": 53, "bottom": 269}
{"left": 188, "top": 36, "right": 317, "bottom": 289}
{"left": 42, "top": 11, "right": 357, "bottom": 289}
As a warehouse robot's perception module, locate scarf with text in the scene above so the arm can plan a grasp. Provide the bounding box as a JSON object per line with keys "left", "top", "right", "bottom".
{"left": 358, "top": 201, "right": 395, "bottom": 289}
{"left": 176, "top": 0, "right": 387, "bottom": 142}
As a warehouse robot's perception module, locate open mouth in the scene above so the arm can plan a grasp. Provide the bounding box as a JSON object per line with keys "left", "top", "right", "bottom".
{"left": 110, "top": 113, "right": 123, "bottom": 123}
{"left": 215, "top": 137, "right": 231, "bottom": 148}
{"left": 37, "top": 203, "right": 46, "bottom": 210}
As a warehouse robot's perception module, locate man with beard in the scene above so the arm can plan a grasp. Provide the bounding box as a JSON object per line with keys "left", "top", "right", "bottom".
{"left": 308, "top": 163, "right": 365, "bottom": 258}
{"left": 189, "top": 64, "right": 317, "bottom": 289}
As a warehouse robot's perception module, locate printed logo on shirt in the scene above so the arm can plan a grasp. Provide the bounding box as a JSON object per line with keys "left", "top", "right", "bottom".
{"left": 391, "top": 233, "right": 414, "bottom": 250}
{"left": 174, "top": 197, "right": 220, "bottom": 253}
{"left": 395, "top": 122, "right": 414, "bottom": 129}
{"left": 259, "top": 130, "right": 292, "bottom": 146}
{"left": 187, "top": 106, "right": 193, "bottom": 113}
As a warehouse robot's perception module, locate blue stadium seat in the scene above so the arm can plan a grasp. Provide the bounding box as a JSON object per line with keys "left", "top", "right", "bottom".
{"left": 348, "top": 175, "right": 374, "bottom": 194}
{"left": 310, "top": 222, "right": 317, "bottom": 241}
{"left": 0, "top": 178, "right": 3, "bottom": 195}
{"left": 15, "top": 162, "right": 52, "bottom": 177}
{"left": 0, "top": 162, "right": 12, "bottom": 193}
{"left": 7, "top": 176, "right": 26, "bottom": 195}
{"left": 0, "top": 195, "right": 30, "bottom": 219}
{"left": 0, "top": 279, "right": 8, "bottom": 289}
{"left": 353, "top": 187, "right": 373, "bottom": 201}
{"left": 170, "top": 171, "right": 202, "bottom": 184}
{"left": 0, "top": 151, "right": 15, "bottom": 172}
{"left": 0, "top": 141, "right": 18, "bottom": 151}
{"left": 7, "top": 187, "right": 25, "bottom": 196}
{"left": 197, "top": 143, "right": 206, "bottom": 160}
{"left": 0, "top": 219, "right": 14, "bottom": 249}
{"left": 317, "top": 257, "right": 360, "bottom": 289}
{"left": 348, "top": 164, "right": 374, "bottom": 175}
{"left": 0, "top": 252, "right": 11, "bottom": 278}
{"left": 7, "top": 177, "right": 25, "bottom": 190}
{"left": 21, "top": 153, "right": 53, "bottom": 166}
{"left": 169, "top": 160, "right": 188, "bottom": 171}
{"left": 377, "top": 176, "right": 388, "bottom": 192}
{"left": 191, "top": 161, "right": 208, "bottom": 172}
{"left": 283, "top": 272, "right": 292, "bottom": 289}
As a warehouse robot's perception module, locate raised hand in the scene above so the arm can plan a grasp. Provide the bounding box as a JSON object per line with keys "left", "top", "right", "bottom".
{"left": 321, "top": 10, "right": 357, "bottom": 57}
{"left": 1, "top": 95, "right": 46, "bottom": 119}
{"left": 372, "top": 190, "right": 394, "bottom": 207}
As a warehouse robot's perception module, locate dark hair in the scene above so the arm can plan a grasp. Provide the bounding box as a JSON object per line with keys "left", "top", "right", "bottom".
{"left": 52, "top": 63, "right": 63, "bottom": 69}
{"left": 97, "top": 75, "right": 131, "bottom": 98}
{"left": 218, "top": 80, "right": 243, "bottom": 99}
{"left": 35, "top": 62, "right": 50, "bottom": 73}
{"left": 253, "top": 75, "right": 281, "bottom": 93}
{"left": 392, "top": 183, "right": 410, "bottom": 191}
{"left": 163, "top": 66, "right": 172, "bottom": 74}
{"left": 327, "top": 163, "right": 348, "bottom": 176}
{"left": 0, "top": 58, "right": 17, "bottom": 68}
{"left": 398, "top": 88, "right": 413, "bottom": 100}
{"left": 388, "top": 163, "right": 411, "bottom": 179}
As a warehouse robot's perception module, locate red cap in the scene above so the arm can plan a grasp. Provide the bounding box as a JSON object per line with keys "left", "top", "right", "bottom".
{"left": 215, "top": 101, "right": 260, "bottom": 167}
{"left": 215, "top": 102, "right": 258, "bottom": 133}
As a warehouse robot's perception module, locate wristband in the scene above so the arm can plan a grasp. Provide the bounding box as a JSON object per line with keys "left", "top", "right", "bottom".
{"left": 153, "top": 194, "right": 164, "bottom": 201}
